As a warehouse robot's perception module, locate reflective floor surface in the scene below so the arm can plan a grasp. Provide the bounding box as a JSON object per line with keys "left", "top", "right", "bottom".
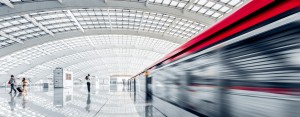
{"left": 0, "top": 84, "right": 165, "bottom": 117}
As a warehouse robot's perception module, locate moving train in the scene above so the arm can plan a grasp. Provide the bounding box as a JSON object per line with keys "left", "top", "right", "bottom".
{"left": 131, "top": 0, "right": 300, "bottom": 117}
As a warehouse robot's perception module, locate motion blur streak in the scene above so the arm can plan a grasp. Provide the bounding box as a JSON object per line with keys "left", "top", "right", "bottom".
{"left": 132, "top": 0, "right": 300, "bottom": 117}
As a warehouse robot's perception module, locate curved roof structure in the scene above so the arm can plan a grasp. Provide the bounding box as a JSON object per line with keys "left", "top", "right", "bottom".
{"left": 0, "top": 0, "right": 248, "bottom": 82}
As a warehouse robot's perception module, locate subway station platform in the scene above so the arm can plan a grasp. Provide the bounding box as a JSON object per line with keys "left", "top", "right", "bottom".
{"left": 0, "top": 85, "right": 165, "bottom": 117}
{"left": 1, "top": 1, "right": 300, "bottom": 117}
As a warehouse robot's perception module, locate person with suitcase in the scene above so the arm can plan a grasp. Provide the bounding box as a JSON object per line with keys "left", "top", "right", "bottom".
{"left": 22, "top": 78, "right": 28, "bottom": 95}
{"left": 17, "top": 86, "right": 22, "bottom": 93}
{"left": 8, "top": 75, "right": 17, "bottom": 94}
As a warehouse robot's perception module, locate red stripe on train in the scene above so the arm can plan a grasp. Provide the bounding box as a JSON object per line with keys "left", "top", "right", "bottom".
{"left": 154, "top": 0, "right": 300, "bottom": 67}
{"left": 150, "top": 0, "right": 275, "bottom": 67}
{"left": 176, "top": 0, "right": 300, "bottom": 63}
{"left": 229, "top": 86, "right": 300, "bottom": 96}
{"left": 188, "top": 84, "right": 300, "bottom": 96}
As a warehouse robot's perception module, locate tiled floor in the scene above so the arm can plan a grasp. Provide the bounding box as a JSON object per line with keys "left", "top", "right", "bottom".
{"left": 0, "top": 84, "right": 165, "bottom": 117}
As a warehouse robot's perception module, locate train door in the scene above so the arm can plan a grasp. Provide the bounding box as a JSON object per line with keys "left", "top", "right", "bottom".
{"left": 146, "top": 76, "right": 152, "bottom": 102}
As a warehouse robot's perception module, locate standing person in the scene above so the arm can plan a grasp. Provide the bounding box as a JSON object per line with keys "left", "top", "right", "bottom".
{"left": 122, "top": 79, "right": 125, "bottom": 86}
{"left": 22, "top": 78, "right": 28, "bottom": 95}
{"left": 86, "top": 74, "right": 91, "bottom": 93}
{"left": 9, "top": 75, "right": 17, "bottom": 94}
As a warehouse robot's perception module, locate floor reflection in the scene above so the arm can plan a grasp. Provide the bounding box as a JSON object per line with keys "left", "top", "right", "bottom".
{"left": 86, "top": 93, "right": 91, "bottom": 113}
{"left": 53, "top": 88, "right": 73, "bottom": 108}
{"left": 0, "top": 84, "right": 164, "bottom": 117}
{"left": 9, "top": 93, "right": 16, "bottom": 111}
{"left": 22, "top": 94, "right": 28, "bottom": 109}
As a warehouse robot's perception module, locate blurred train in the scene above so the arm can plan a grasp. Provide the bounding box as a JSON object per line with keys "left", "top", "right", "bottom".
{"left": 131, "top": 0, "right": 300, "bottom": 117}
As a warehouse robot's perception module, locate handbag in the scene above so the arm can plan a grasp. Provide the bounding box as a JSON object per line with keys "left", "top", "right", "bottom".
{"left": 8, "top": 80, "right": 10, "bottom": 84}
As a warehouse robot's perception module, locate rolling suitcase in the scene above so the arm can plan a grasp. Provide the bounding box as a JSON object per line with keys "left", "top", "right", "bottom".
{"left": 17, "top": 87, "right": 22, "bottom": 92}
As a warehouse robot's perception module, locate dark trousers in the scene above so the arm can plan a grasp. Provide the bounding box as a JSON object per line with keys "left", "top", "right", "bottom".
{"left": 87, "top": 82, "right": 91, "bottom": 92}
{"left": 10, "top": 84, "right": 16, "bottom": 93}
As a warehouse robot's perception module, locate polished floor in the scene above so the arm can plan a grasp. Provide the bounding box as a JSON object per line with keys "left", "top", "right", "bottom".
{"left": 0, "top": 84, "right": 165, "bottom": 117}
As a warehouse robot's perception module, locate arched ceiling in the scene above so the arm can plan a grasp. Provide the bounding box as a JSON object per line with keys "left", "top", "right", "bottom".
{"left": 0, "top": 0, "right": 249, "bottom": 82}
{"left": 21, "top": 49, "right": 162, "bottom": 81}
{"left": 0, "top": 34, "right": 178, "bottom": 82}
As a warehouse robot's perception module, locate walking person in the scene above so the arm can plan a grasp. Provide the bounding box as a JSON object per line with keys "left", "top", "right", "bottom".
{"left": 86, "top": 74, "right": 91, "bottom": 93}
{"left": 22, "top": 78, "right": 28, "bottom": 95}
{"left": 9, "top": 75, "right": 17, "bottom": 94}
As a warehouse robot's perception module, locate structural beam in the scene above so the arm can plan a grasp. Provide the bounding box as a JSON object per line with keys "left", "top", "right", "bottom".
{"left": 36, "top": 65, "right": 51, "bottom": 70}
{"left": 163, "top": 18, "right": 180, "bottom": 35}
{"left": 61, "top": 40, "right": 73, "bottom": 50}
{"left": 67, "top": 10, "right": 84, "bottom": 32}
{"left": 70, "top": 66, "right": 79, "bottom": 70}
{"left": 75, "top": 68, "right": 137, "bottom": 79}
{"left": 96, "top": 50, "right": 102, "bottom": 55}
{"left": 65, "top": 63, "right": 145, "bottom": 77}
{"left": 138, "top": 12, "right": 145, "bottom": 32}
{"left": 12, "top": 49, "right": 159, "bottom": 75}
{"left": 0, "top": 30, "right": 182, "bottom": 57}
{"left": 77, "top": 53, "right": 85, "bottom": 58}
{"left": 183, "top": 0, "right": 225, "bottom": 15}
{"left": 0, "top": 0, "right": 215, "bottom": 25}
{"left": 107, "top": 9, "right": 113, "bottom": 30}
{"left": 0, "top": 0, "right": 14, "bottom": 8}
{"left": 194, "top": 4, "right": 224, "bottom": 15}
{"left": 183, "top": 0, "right": 196, "bottom": 11}
{"left": 210, "top": 0, "right": 234, "bottom": 9}
{"left": 217, "top": 0, "right": 250, "bottom": 21}
{"left": 23, "top": 14, "right": 55, "bottom": 36}
{"left": 86, "top": 36, "right": 95, "bottom": 47}
{"left": 6, "top": 56, "right": 30, "bottom": 64}
{"left": 0, "top": 31, "right": 23, "bottom": 44}
{"left": 34, "top": 47, "right": 51, "bottom": 55}
{"left": 57, "top": 58, "right": 67, "bottom": 63}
